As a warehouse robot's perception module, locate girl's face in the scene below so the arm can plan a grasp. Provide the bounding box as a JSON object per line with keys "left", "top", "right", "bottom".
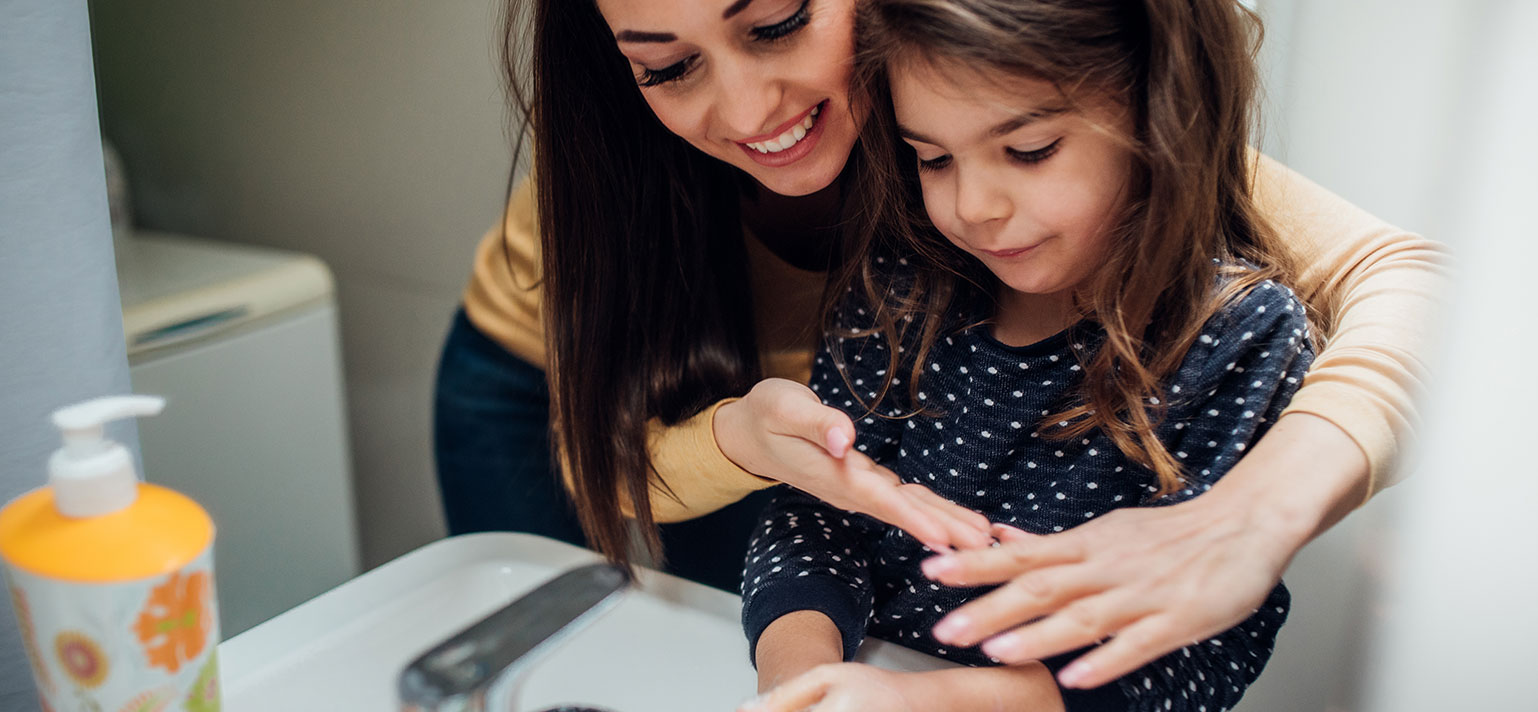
{"left": 596, "top": 0, "right": 862, "bottom": 197}
{"left": 890, "top": 62, "right": 1135, "bottom": 301}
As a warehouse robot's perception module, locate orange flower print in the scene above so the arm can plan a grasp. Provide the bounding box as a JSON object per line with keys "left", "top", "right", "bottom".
{"left": 54, "top": 631, "right": 109, "bottom": 688}
{"left": 10, "top": 586, "right": 54, "bottom": 692}
{"left": 133, "top": 570, "right": 212, "bottom": 674}
{"left": 117, "top": 687, "right": 173, "bottom": 712}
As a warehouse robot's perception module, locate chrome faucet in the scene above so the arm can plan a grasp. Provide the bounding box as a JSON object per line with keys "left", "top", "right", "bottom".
{"left": 398, "top": 563, "right": 631, "bottom": 712}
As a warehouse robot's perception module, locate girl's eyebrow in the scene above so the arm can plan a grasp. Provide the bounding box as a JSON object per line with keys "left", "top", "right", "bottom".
{"left": 616, "top": 0, "right": 756, "bottom": 43}
{"left": 899, "top": 106, "right": 1069, "bottom": 145}
{"left": 987, "top": 106, "right": 1069, "bottom": 137}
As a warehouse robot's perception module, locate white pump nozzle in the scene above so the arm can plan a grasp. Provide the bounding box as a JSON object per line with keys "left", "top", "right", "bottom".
{"left": 48, "top": 395, "right": 166, "bottom": 518}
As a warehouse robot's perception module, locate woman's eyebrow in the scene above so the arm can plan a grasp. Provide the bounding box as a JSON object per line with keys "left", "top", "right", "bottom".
{"left": 616, "top": 0, "right": 757, "bottom": 43}
{"left": 616, "top": 29, "right": 678, "bottom": 43}
{"left": 722, "top": 0, "right": 756, "bottom": 19}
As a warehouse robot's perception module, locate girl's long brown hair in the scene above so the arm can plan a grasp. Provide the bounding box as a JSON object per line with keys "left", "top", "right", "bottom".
{"left": 842, "top": 0, "right": 1319, "bottom": 496}
{"left": 502, "top": 0, "right": 761, "bottom": 564}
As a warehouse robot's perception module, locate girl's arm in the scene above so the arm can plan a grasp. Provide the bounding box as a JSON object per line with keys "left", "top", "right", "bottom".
{"left": 751, "top": 605, "right": 1065, "bottom": 712}
{"left": 743, "top": 657, "right": 1067, "bottom": 712}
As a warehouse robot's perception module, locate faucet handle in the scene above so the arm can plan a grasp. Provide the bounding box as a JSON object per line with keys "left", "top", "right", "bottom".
{"left": 399, "top": 562, "right": 631, "bottom": 712}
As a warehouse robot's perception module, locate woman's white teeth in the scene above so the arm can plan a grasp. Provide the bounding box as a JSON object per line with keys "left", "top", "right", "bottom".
{"left": 749, "top": 109, "right": 819, "bottom": 154}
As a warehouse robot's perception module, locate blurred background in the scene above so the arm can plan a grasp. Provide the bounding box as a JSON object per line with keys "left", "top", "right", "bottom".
{"left": 1, "top": 0, "right": 1532, "bottom": 709}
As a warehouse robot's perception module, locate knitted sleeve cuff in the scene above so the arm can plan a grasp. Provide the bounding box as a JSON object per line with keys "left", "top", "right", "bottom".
{"left": 743, "top": 576, "right": 868, "bottom": 667}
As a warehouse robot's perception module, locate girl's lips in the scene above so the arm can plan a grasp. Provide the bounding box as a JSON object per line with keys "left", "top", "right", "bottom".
{"left": 736, "top": 101, "right": 828, "bottom": 168}
{"left": 984, "top": 243, "right": 1041, "bottom": 259}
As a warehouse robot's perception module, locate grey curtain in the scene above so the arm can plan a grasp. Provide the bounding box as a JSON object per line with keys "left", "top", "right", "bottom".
{"left": 0, "top": 1, "right": 137, "bottom": 709}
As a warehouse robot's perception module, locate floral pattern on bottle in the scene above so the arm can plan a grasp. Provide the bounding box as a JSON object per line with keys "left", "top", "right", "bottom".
{"left": 55, "top": 630, "right": 109, "bottom": 689}
{"left": 11, "top": 585, "right": 54, "bottom": 693}
{"left": 185, "top": 652, "right": 221, "bottom": 712}
{"left": 115, "top": 687, "right": 173, "bottom": 712}
{"left": 132, "top": 570, "right": 212, "bottom": 674}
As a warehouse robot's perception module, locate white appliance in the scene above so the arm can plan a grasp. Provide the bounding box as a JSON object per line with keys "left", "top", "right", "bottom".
{"left": 117, "top": 231, "right": 361, "bottom": 638}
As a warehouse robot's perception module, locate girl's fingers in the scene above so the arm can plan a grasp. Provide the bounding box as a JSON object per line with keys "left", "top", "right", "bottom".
{"left": 920, "top": 532, "right": 1085, "bottom": 587}
{"left": 974, "top": 590, "right": 1147, "bottom": 666}
{"left": 1049, "top": 615, "right": 1180, "bottom": 689}
{"left": 929, "top": 564, "right": 1104, "bottom": 648}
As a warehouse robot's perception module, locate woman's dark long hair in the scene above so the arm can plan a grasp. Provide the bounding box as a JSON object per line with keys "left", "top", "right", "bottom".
{"left": 502, "top": 0, "right": 761, "bottom": 564}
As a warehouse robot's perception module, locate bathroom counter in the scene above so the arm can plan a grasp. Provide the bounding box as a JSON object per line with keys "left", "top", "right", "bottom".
{"left": 218, "top": 532, "right": 949, "bottom": 710}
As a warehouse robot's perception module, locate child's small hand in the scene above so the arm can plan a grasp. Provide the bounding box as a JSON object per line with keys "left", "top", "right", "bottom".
{"left": 738, "top": 663, "right": 925, "bottom": 712}
{"left": 716, "top": 378, "right": 992, "bottom": 551}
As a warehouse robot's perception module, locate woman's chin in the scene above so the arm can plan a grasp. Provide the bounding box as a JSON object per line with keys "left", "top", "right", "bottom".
{"left": 742, "top": 156, "right": 846, "bottom": 197}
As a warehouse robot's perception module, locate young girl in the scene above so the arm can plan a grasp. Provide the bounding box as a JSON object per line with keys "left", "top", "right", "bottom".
{"left": 739, "top": 0, "right": 1311, "bottom": 710}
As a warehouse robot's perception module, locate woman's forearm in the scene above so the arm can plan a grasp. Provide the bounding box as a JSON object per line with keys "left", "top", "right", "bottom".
{"left": 1204, "top": 411, "right": 1370, "bottom": 554}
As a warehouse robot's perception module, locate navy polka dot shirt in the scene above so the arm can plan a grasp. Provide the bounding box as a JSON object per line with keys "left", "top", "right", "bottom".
{"left": 741, "top": 272, "right": 1313, "bottom": 712}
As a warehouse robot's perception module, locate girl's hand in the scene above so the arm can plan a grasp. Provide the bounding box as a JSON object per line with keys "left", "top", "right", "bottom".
{"left": 739, "top": 663, "right": 925, "bottom": 712}
{"left": 716, "top": 378, "right": 992, "bottom": 551}
{"left": 922, "top": 413, "right": 1366, "bottom": 690}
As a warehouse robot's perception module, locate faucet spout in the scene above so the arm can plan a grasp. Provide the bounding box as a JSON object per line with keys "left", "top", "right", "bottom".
{"left": 399, "top": 562, "right": 631, "bottom": 712}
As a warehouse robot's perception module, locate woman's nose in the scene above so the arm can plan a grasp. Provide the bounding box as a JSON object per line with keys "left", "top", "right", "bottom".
{"left": 712, "top": 57, "right": 785, "bottom": 139}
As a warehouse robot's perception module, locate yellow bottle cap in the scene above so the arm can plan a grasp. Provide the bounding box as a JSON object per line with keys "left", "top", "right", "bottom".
{"left": 0, "top": 483, "right": 214, "bottom": 583}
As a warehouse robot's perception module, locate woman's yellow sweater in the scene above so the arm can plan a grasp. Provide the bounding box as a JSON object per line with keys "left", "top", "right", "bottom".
{"left": 462, "top": 154, "right": 1449, "bottom": 522}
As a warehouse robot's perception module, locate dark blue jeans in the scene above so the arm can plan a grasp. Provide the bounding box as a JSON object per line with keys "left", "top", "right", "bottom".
{"left": 433, "top": 309, "right": 773, "bottom": 593}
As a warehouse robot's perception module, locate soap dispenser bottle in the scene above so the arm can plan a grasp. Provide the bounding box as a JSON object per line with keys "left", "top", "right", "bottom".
{"left": 0, "top": 395, "right": 221, "bottom": 712}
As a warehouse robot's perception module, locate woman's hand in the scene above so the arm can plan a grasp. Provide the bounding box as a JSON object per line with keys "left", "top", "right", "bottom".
{"left": 740, "top": 663, "right": 926, "bottom": 712}
{"left": 716, "top": 378, "right": 992, "bottom": 552}
{"left": 922, "top": 413, "right": 1369, "bottom": 689}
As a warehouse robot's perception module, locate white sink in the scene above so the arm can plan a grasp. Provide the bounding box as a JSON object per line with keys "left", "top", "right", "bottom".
{"left": 220, "top": 532, "right": 950, "bottom": 711}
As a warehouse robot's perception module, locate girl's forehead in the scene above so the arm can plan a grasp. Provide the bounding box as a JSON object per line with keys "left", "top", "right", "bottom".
{"left": 890, "top": 59, "right": 1062, "bottom": 119}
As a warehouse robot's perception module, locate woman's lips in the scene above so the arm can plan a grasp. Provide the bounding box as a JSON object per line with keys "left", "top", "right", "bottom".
{"left": 736, "top": 101, "right": 828, "bottom": 168}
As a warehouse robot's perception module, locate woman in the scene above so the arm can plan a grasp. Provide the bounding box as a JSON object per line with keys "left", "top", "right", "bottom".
{"left": 435, "top": 0, "right": 1447, "bottom": 687}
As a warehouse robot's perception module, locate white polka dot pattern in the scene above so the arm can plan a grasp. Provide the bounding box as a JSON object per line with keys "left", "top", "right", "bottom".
{"left": 740, "top": 275, "right": 1312, "bottom": 712}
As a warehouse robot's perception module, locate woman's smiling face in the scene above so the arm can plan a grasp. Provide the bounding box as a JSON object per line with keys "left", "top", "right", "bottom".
{"left": 595, "top": 0, "right": 862, "bottom": 197}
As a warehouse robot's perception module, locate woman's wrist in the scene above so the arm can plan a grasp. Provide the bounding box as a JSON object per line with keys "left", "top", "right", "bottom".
{"left": 713, "top": 398, "right": 756, "bottom": 474}
{"left": 1203, "top": 412, "right": 1371, "bottom": 555}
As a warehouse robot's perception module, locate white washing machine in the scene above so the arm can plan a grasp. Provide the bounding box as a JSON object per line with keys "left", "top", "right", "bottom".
{"left": 117, "top": 231, "right": 361, "bottom": 638}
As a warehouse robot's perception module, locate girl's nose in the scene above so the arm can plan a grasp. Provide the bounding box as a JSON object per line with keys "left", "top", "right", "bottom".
{"left": 954, "top": 167, "right": 1012, "bottom": 225}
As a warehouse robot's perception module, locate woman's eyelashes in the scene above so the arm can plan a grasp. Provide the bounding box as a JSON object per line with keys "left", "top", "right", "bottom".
{"left": 638, "top": 56, "right": 698, "bottom": 87}
{"left": 634, "top": 0, "right": 814, "bottom": 88}
{"left": 751, "top": 0, "right": 812, "bottom": 42}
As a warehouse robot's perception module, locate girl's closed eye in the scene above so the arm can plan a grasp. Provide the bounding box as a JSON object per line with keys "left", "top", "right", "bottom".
{"left": 635, "top": 0, "right": 814, "bottom": 88}
{"left": 1007, "top": 138, "right": 1062, "bottom": 165}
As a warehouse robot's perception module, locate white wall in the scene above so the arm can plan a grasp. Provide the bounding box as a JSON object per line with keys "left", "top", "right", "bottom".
{"left": 1358, "top": 1, "right": 1537, "bottom": 709}
{"left": 1242, "top": 1, "right": 1525, "bottom": 710}
{"left": 90, "top": 0, "right": 515, "bottom": 566}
